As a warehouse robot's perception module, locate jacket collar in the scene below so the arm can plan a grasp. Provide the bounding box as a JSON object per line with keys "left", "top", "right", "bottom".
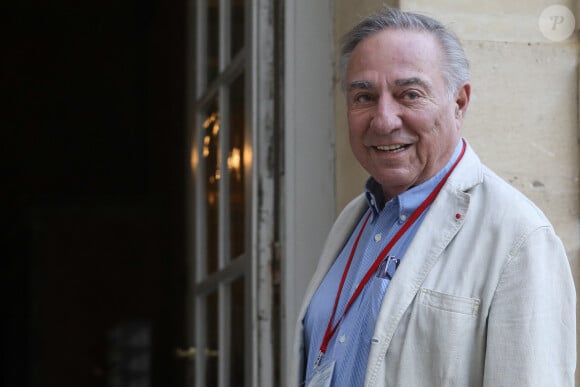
{"left": 446, "top": 140, "right": 484, "bottom": 193}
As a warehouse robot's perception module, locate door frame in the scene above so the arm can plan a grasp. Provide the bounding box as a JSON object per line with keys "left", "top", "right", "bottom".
{"left": 281, "top": 0, "right": 336, "bottom": 386}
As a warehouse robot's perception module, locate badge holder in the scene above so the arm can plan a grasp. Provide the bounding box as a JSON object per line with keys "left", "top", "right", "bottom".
{"left": 306, "top": 360, "right": 335, "bottom": 387}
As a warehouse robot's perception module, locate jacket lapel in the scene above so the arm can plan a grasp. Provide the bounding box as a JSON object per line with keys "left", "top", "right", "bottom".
{"left": 365, "top": 144, "right": 483, "bottom": 382}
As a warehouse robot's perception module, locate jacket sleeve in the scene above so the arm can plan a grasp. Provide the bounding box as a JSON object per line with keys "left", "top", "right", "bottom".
{"left": 483, "top": 225, "right": 576, "bottom": 386}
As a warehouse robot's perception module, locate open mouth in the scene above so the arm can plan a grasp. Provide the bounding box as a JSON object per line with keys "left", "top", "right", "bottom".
{"left": 373, "top": 144, "right": 409, "bottom": 153}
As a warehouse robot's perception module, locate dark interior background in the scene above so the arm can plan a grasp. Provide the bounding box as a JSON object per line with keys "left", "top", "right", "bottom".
{"left": 2, "top": 1, "right": 189, "bottom": 386}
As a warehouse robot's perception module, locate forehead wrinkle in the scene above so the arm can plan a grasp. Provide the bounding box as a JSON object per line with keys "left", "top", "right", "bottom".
{"left": 394, "top": 77, "right": 432, "bottom": 91}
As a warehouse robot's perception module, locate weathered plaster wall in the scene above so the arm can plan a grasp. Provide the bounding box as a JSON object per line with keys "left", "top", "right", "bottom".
{"left": 334, "top": 0, "right": 580, "bottom": 380}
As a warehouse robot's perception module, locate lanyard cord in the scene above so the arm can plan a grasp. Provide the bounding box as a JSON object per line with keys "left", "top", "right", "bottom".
{"left": 315, "top": 139, "right": 467, "bottom": 367}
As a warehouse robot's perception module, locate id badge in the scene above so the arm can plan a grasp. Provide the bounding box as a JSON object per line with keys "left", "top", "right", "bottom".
{"left": 306, "top": 360, "right": 335, "bottom": 387}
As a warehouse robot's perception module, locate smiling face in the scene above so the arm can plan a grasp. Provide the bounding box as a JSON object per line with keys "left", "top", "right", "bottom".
{"left": 346, "top": 29, "right": 470, "bottom": 200}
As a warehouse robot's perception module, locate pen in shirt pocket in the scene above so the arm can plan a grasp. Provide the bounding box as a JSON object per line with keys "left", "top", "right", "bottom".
{"left": 376, "top": 255, "right": 400, "bottom": 280}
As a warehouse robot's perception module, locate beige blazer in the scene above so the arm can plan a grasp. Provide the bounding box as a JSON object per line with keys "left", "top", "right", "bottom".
{"left": 290, "top": 144, "right": 576, "bottom": 386}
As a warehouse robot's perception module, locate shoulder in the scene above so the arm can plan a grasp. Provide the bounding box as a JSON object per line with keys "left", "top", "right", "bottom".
{"left": 452, "top": 143, "right": 553, "bottom": 231}
{"left": 476, "top": 164, "right": 552, "bottom": 228}
{"left": 337, "top": 193, "right": 367, "bottom": 221}
{"left": 327, "top": 194, "right": 368, "bottom": 241}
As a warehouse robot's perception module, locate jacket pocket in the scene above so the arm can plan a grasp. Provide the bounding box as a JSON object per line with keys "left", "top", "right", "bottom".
{"left": 381, "top": 288, "right": 484, "bottom": 386}
{"left": 419, "top": 288, "right": 480, "bottom": 317}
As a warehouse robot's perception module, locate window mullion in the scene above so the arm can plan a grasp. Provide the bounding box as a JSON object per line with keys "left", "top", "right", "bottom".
{"left": 218, "top": 2, "right": 232, "bottom": 387}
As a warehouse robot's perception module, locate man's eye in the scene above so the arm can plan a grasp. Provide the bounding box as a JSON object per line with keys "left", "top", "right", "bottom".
{"left": 355, "top": 94, "right": 372, "bottom": 103}
{"left": 402, "top": 90, "right": 421, "bottom": 100}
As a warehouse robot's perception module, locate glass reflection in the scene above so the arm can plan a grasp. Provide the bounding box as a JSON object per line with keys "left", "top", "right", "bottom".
{"left": 202, "top": 101, "right": 219, "bottom": 274}
{"left": 229, "top": 74, "right": 245, "bottom": 259}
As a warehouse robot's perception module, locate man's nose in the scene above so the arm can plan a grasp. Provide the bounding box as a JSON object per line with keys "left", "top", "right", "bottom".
{"left": 370, "top": 95, "right": 402, "bottom": 133}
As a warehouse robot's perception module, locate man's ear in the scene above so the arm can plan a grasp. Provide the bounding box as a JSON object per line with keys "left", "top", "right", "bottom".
{"left": 455, "top": 82, "right": 471, "bottom": 119}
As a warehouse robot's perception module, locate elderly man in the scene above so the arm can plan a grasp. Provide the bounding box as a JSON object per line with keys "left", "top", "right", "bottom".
{"left": 291, "top": 7, "right": 576, "bottom": 387}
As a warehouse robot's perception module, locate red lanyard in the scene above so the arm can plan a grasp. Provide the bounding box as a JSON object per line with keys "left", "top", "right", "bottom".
{"left": 314, "top": 139, "right": 466, "bottom": 368}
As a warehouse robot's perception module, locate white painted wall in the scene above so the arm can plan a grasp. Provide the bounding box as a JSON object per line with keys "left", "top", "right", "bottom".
{"left": 282, "top": 1, "right": 335, "bottom": 385}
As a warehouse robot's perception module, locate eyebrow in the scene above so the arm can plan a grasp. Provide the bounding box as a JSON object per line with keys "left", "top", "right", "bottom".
{"left": 394, "top": 77, "right": 431, "bottom": 91}
{"left": 348, "top": 80, "right": 374, "bottom": 91}
{"left": 348, "top": 77, "right": 432, "bottom": 92}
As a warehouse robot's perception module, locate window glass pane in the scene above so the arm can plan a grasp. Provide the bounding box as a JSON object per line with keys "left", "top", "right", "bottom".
{"left": 231, "top": 0, "right": 245, "bottom": 57}
{"left": 206, "top": 291, "right": 219, "bottom": 387}
{"left": 228, "top": 73, "right": 245, "bottom": 259}
{"left": 207, "top": 0, "right": 219, "bottom": 83}
{"left": 230, "top": 277, "right": 245, "bottom": 386}
{"left": 202, "top": 99, "right": 219, "bottom": 274}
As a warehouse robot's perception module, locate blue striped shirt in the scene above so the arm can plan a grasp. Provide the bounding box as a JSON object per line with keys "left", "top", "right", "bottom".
{"left": 303, "top": 140, "right": 463, "bottom": 386}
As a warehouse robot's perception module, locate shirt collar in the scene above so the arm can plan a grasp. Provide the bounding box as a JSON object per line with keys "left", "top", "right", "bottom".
{"left": 364, "top": 139, "right": 464, "bottom": 220}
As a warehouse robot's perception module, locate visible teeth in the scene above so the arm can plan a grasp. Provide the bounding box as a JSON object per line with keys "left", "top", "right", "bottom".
{"left": 375, "top": 144, "right": 405, "bottom": 151}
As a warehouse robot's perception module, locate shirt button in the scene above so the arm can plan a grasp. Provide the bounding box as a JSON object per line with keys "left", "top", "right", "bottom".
{"left": 400, "top": 214, "right": 408, "bottom": 222}
{"left": 374, "top": 233, "right": 382, "bottom": 242}
{"left": 339, "top": 335, "right": 346, "bottom": 343}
